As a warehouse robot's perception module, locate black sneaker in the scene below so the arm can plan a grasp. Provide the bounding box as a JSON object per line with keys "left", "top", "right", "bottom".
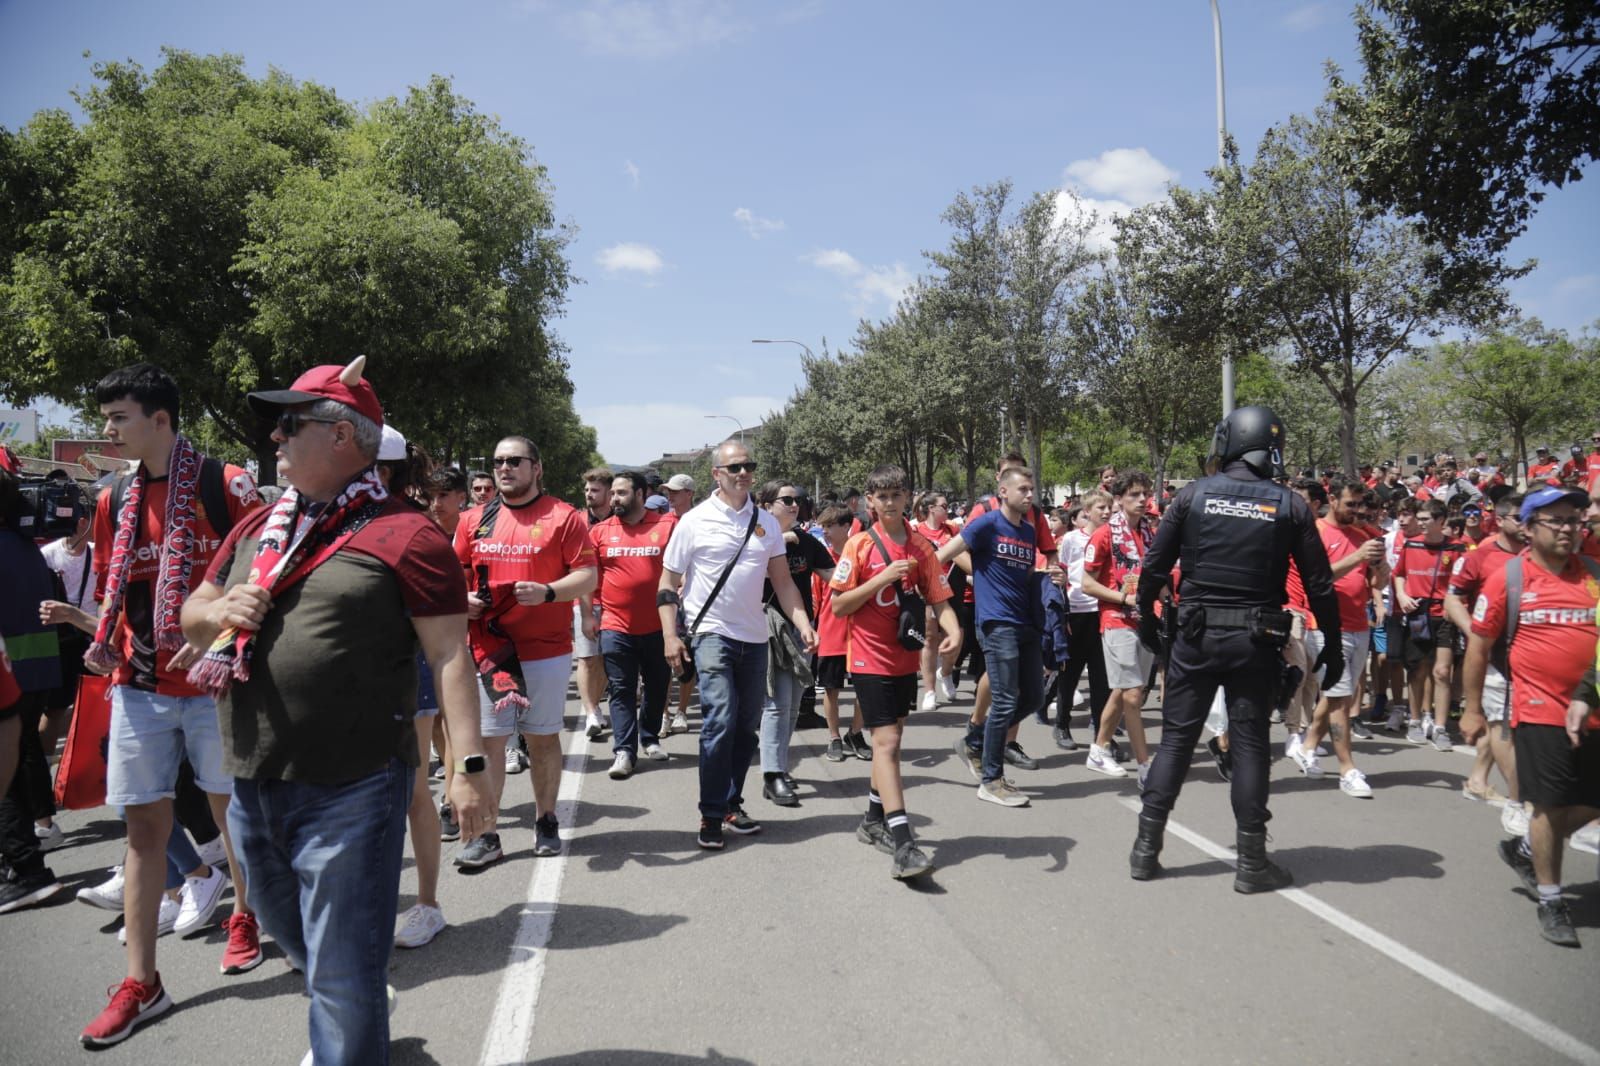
{"left": 856, "top": 816, "right": 895, "bottom": 855}
{"left": 1109, "top": 739, "right": 1127, "bottom": 764}
{"left": 1207, "top": 736, "right": 1233, "bottom": 782}
{"left": 1498, "top": 837, "right": 1537, "bottom": 893}
{"left": 439, "top": 804, "right": 460, "bottom": 842}
{"left": 723, "top": 806, "right": 762, "bottom": 835}
{"left": 1537, "top": 898, "right": 1580, "bottom": 947}
{"left": 845, "top": 731, "right": 873, "bottom": 761}
{"left": 891, "top": 841, "right": 934, "bottom": 880}
{"left": 453, "top": 832, "right": 503, "bottom": 869}
{"left": 0, "top": 868, "right": 61, "bottom": 914}
{"left": 824, "top": 737, "right": 847, "bottom": 762}
{"left": 1003, "top": 742, "right": 1038, "bottom": 771}
{"left": 697, "top": 818, "right": 724, "bottom": 850}
{"left": 1052, "top": 722, "right": 1078, "bottom": 751}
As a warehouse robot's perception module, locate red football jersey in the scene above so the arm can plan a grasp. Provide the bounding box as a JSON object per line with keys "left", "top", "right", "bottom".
{"left": 1392, "top": 538, "right": 1467, "bottom": 618}
{"left": 1471, "top": 556, "right": 1600, "bottom": 727}
{"left": 454, "top": 494, "right": 596, "bottom": 660}
{"left": 831, "top": 524, "right": 951, "bottom": 677}
{"left": 589, "top": 511, "right": 677, "bottom": 635}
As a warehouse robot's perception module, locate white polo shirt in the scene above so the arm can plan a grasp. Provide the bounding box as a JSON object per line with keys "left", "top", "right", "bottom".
{"left": 662, "top": 490, "right": 786, "bottom": 643}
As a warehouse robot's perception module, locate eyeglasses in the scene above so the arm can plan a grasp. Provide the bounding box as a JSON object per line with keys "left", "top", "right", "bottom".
{"left": 718, "top": 462, "right": 757, "bottom": 475}
{"left": 774, "top": 495, "right": 799, "bottom": 506}
{"left": 275, "top": 412, "right": 342, "bottom": 438}
{"left": 492, "top": 456, "right": 529, "bottom": 468}
{"left": 1530, "top": 517, "right": 1583, "bottom": 530}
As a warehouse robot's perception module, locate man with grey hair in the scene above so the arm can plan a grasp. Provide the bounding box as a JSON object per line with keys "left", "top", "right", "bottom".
{"left": 182, "top": 358, "right": 495, "bottom": 1064}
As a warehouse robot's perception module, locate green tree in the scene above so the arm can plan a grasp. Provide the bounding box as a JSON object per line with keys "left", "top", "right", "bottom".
{"left": 1229, "top": 109, "right": 1502, "bottom": 476}
{"left": 1331, "top": 0, "right": 1599, "bottom": 254}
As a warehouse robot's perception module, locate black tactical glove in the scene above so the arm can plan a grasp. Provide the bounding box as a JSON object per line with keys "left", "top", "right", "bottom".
{"left": 1314, "top": 640, "right": 1345, "bottom": 693}
{"left": 1138, "top": 610, "right": 1163, "bottom": 656}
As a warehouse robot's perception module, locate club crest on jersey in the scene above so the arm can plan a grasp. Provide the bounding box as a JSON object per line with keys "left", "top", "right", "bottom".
{"left": 834, "top": 557, "right": 853, "bottom": 583}
{"left": 530, "top": 524, "right": 543, "bottom": 540}
{"left": 1205, "top": 497, "right": 1277, "bottom": 522}
{"left": 754, "top": 524, "right": 767, "bottom": 538}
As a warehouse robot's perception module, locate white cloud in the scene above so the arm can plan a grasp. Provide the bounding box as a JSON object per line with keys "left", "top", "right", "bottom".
{"left": 581, "top": 396, "right": 783, "bottom": 465}
{"left": 1281, "top": 4, "right": 1328, "bottom": 32}
{"left": 733, "top": 206, "right": 785, "bottom": 239}
{"left": 596, "top": 242, "right": 665, "bottom": 275}
{"left": 623, "top": 159, "right": 640, "bottom": 188}
{"left": 547, "top": 0, "right": 747, "bottom": 58}
{"left": 803, "top": 248, "right": 912, "bottom": 311}
{"left": 1054, "top": 147, "right": 1179, "bottom": 254}
{"left": 1062, "top": 147, "right": 1178, "bottom": 207}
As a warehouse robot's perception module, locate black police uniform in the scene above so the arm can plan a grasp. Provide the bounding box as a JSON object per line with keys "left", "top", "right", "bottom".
{"left": 1131, "top": 459, "right": 1340, "bottom": 884}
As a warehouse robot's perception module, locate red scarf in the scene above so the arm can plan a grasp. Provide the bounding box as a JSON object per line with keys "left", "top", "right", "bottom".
{"left": 85, "top": 435, "right": 203, "bottom": 672}
{"left": 188, "top": 466, "right": 388, "bottom": 698}
{"left": 1107, "top": 507, "right": 1156, "bottom": 622}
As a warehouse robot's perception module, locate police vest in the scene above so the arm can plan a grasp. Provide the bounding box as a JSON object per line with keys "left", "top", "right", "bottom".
{"left": 1178, "top": 474, "right": 1294, "bottom": 604}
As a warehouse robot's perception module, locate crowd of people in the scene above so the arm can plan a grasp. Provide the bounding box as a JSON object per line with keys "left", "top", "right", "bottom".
{"left": 0, "top": 360, "right": 1596, "bottom": 1064}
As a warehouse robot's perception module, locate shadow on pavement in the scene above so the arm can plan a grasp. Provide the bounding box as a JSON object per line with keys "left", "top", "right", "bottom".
{"left": 392, "top": 1036, "right": 444, "bottom": 1064}
{"left": 1272, "top": 843, "right": 1445, "bottom": 886}
{"left": 526, "top": 1051, "right": 755, "bottom": 1065}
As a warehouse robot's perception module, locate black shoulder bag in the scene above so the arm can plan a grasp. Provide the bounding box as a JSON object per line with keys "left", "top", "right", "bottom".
{"left": 677, "top": 508, "right": 760, "bottom": 682}
{"left": 866, "top": 527, "right": 927, "bottom": 650}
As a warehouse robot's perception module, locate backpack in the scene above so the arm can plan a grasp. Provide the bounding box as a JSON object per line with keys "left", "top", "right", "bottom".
{"left": 109, "top": 457, "right": 237, "bottom": 540}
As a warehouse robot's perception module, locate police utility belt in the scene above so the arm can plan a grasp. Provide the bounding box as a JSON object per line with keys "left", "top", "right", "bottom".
{"left": 1175, "top": 602, "right": 1293, "bottom": 648}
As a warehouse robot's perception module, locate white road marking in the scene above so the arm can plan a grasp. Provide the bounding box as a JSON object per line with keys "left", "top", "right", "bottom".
{"left": 478, "top": 729, "right": 589, "bottom": 1066}
{"left": 1115, "top": 796, "right": 1600, "bottom": 1066}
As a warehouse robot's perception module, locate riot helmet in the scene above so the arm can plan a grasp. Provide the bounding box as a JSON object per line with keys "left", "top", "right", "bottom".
{"left": 1208, "top": 405, "right": 1285, "bottom": 479}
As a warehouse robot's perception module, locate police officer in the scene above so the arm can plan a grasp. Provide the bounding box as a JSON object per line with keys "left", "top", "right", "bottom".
{"left": 1128, "top": 405, "right": 1341, "bottom": 892}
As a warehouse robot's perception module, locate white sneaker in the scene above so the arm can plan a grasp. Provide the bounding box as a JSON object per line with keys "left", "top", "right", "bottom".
{"left": 641, "top": 743, "right": 668, "bottom": 762}
{"left": 936, "top": 671, "right": 956, "bottom": 703}
{"left": 1385, "top": 707, "right": 1406, "bottom": 734}
{"left": 33, "top": 822, "right": 63, "bottom": 851}
{"left": 1136, "top": 759, "right": 1153, "bottom": 789}
{"left": 1568, "top": 819, "right": 1600, "bottom": 854}
{"left": 1421, "top": 716, "right": 1436, "bottom": 739}
{"left": 174, "top": 865, "right": 228, "bottom": 936}
{"left": 1501, "top": 802, "right": 1530, "bottom": 837}
{"left": 919, "top": 691, "right": 937, "bottom": 712}
{"left": 119, "top": 894, "right": 180, "bottom": 942}
{"left": 585, "top": 710, "right": 605, "bottom": 739}
{"left": 1313, "top": 741, "right": 1330, "bottom": 756}
{"left": 504, "top": 745, "right": 526, "bottom": 774}
{"left": 1291, "top": 746, "right": 1325, "bottom": 777}
{"left": 608, "top": 751, "right": 634, "bottom": 780}
{"left": 394, "top": 902, "right": 446, "bottom": 949}
{"left": 1285, "top": 733, "right": 1304, "bottom": 760}
{"left": 1340, "top": 768, "right": 1373, "bottom": 798}
{"left": 1085, "top": 745, "right": 1127, "bottom": 778}
{"left": 194, "top": 834, "right": 228, "bottom": 869}
{"left": 77, "top": 866, "right": 125, "bottom": 911}
{"left": 670, "top": 710, "right": 689, "bottom": 734}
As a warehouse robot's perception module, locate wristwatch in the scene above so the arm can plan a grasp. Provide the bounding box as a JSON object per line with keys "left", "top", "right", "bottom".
{"left": 455, "top": 754, "right": 487, "bottom": 774}
{"left": 542, "top": 584, "right": 557, "bottom": 603}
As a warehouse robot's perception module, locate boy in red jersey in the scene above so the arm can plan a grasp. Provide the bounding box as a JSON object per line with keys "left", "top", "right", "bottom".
{"left": 830, "top": 466, "right": 959, "bottom": 880}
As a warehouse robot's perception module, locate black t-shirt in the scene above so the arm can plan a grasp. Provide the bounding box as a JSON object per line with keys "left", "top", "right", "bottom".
{"left": 763, "top": 530, "right": 835, "bottom": 621}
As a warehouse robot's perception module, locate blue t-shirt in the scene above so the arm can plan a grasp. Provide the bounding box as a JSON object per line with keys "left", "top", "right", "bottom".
{"left": 962, "top": 508, "right": 1036, "bottom": 628}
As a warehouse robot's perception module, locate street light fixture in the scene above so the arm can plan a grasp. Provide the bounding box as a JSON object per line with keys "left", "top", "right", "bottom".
{"left": 751, "top": 338, "right": 816, "bottom": 360}
{"left": 704, "top": 414, "right": 745, "bottom": 444}
{"left": 1211, "top": 0, "right": 1235, "bottom": 416}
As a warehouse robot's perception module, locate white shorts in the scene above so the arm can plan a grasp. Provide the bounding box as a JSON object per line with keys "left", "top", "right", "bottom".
{"left": 1483, "top": 666, "right": 1509, "bottom": 724}
{"left": 479, "top": 654, "right": 573, "bottom": 737}
{"left": 1312, "top": 629, "right": 1370, "bottom": 699}
{"left": 1103, "top": 628, "right": 1154, "bottom": 691}
{"left": 572, "top": 605, "right": 601, "bottom": 659}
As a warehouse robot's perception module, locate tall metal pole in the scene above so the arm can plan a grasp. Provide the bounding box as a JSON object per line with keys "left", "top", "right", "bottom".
{"left": 1212, "top": 0, "right": 1235, "bottom": 415}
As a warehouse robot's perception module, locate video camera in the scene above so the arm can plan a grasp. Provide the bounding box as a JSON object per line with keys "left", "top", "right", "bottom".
{"left": 15, "top": 476, "right": 87, "bottom": 539}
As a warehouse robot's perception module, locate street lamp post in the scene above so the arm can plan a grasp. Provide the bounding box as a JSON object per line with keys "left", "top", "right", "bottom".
{"left": 1211, "top": 0, "right": 1235, "bottom": 416}
{"left": 704, "top": 414, "right": 745, "bottom": 445}
{"left": 751, "top": 338, "right": 816, "bottom": 360}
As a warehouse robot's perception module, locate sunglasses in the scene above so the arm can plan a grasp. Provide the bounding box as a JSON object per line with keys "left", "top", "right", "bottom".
{"left": 276, "top": 412, "right": 342, "bottom": 438}
{"left": 774, "top": 494, "right": 799, "bottom": 506}
{"left": 492, "top": 456, "right": 530, "bottom": 468}
{"left": 718, "top": 462, "right": 757, "bottom": 475}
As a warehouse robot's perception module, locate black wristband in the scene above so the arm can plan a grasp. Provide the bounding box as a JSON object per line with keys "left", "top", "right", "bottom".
{"left": 656, "top": 588, "right": 681, "bottom": 608}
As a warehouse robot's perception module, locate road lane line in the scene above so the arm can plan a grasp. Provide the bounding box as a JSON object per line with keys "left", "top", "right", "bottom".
{"left": 1114, "top": 796, "right": 1600, "bottom": 1066}
{"left": 478, "top": 729, "right": 589, "bottom": 1066}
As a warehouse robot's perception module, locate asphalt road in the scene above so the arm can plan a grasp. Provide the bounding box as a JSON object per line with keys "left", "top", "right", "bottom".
{"left": 3, "top": 680, "right": 1598, "bottom": 1066}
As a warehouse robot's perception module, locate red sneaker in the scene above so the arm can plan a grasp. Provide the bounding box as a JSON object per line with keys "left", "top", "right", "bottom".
{"left": 220, "top": 912, "right": 263, "bottom": 974}
{"left": 81, "top": 974, "right": 173, "bottom": 1047}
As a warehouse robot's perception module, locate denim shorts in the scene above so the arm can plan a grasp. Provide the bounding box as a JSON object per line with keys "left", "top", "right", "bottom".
{"left": 479, "top": 654, "right": 572, "bottom": 737}
{"left": 106, "top": 686, "right": 231, "bottom": 805}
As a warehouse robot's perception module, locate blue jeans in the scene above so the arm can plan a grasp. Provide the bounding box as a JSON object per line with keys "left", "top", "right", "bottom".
{"left": 228, "top": 761, "right": 411, "bottom": 1066}
{"left": 974, "top": 622, "right": 1043, "bottom": 783}
{"left": 602, "top": 630, "right": 669, "bottom": 756}
{"left": 759, "top": 667, "right": 803, "bottom": 773}
{"left": 691, "top": 634, "right": 767, "bottom": 819}
{"left": 165, "top": 820, "right": 201, "bottom": 891}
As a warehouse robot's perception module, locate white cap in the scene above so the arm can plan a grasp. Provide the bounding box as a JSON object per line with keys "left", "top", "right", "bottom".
{"left": 378, "top": 424, "right": 407, "bottom": 461}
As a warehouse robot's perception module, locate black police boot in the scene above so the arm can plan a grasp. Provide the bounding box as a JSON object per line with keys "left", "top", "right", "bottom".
{"left": 1234, "top": 828, "right": 1293, "bottom": 894}
{"left": 1129, "top": 814, "right": 1165, "bottom": 881}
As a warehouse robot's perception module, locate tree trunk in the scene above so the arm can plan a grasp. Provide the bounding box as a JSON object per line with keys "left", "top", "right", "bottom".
{"left": 1339, "top": 394, "right": 1358, "bottom": 477}
{"left": 1511, "top": 424, "right": 1528, "bottom": 488}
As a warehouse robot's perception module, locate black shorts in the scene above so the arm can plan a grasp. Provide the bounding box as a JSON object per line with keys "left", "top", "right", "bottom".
{"left": 1514, "top": 724, "right": 1600, "bottom": 809}
{"left": 854, "top": 673, "right": 918, "bottom": 729}
{"left": 815, "top": 654, "right": 847, "bottom": 691}
{"left": 1400, "top": 613, "right": 1451, "bottom": 669}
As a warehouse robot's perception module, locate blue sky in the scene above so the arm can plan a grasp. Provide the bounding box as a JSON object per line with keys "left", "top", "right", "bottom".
{"left": 4, "top": 0, "right": 1596, "bottom": 465}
